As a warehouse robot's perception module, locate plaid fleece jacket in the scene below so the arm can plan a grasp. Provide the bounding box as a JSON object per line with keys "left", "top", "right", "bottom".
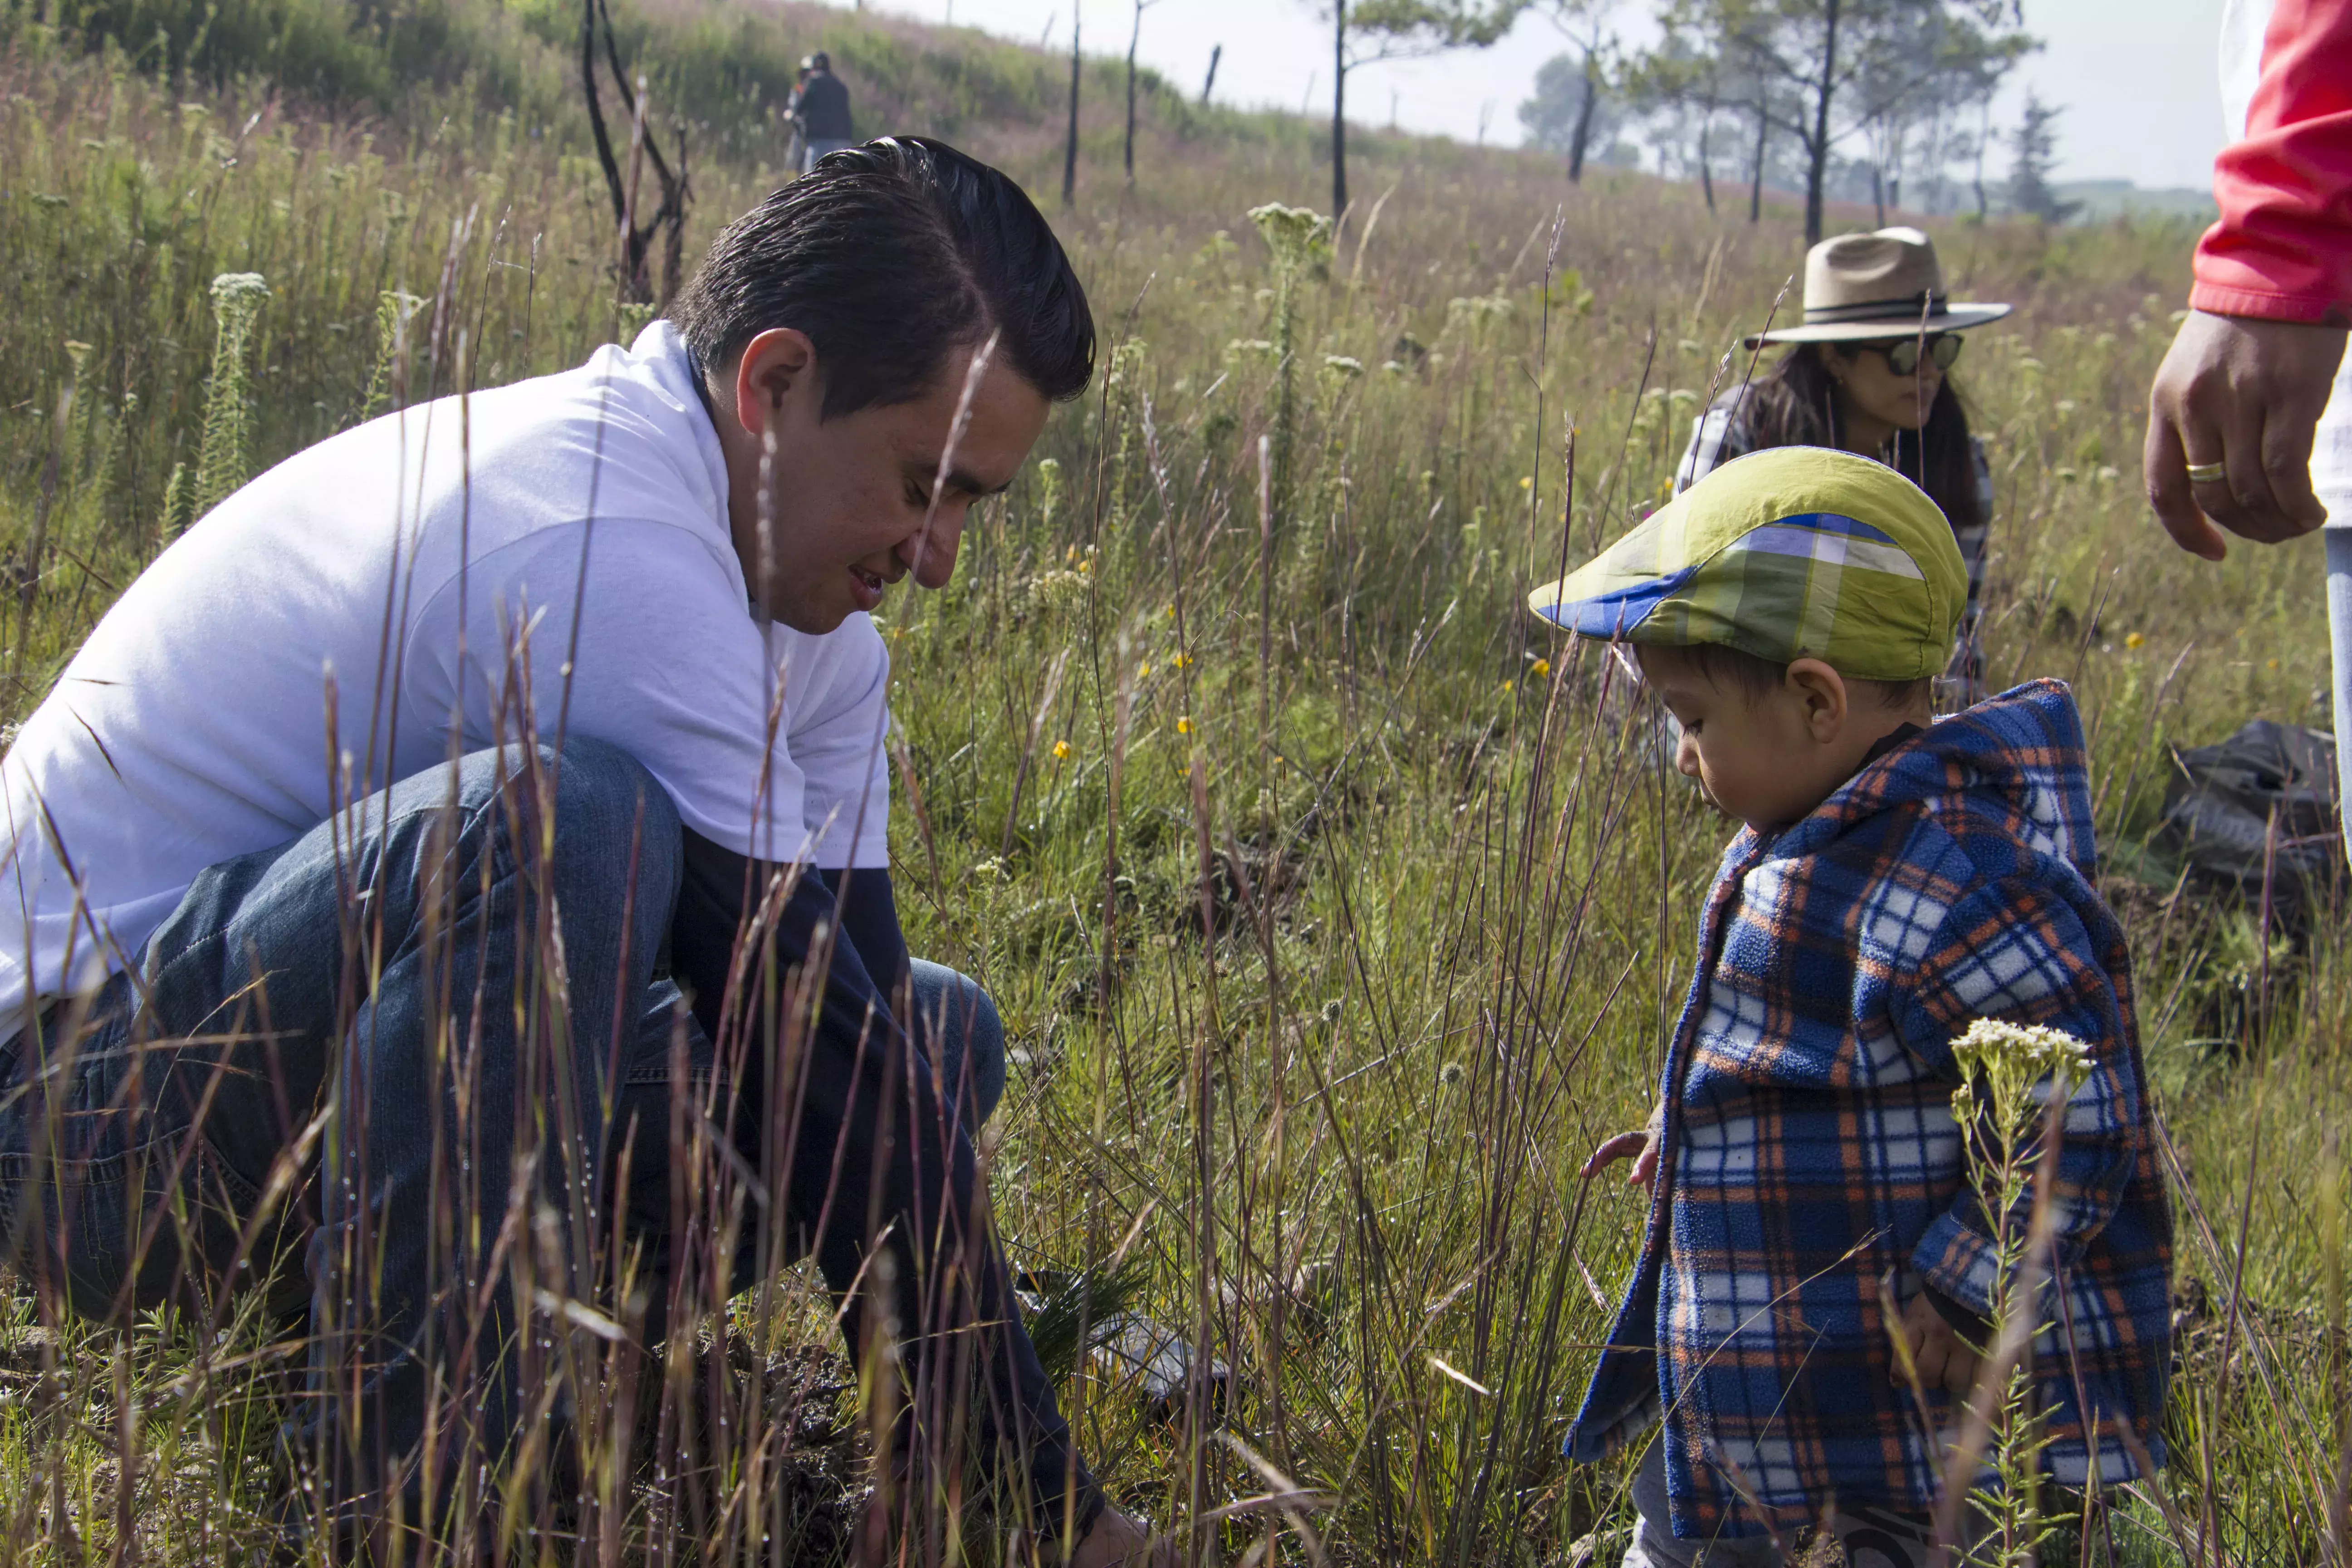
{"left": 1567, "top": 679, "right": 2171, "bottom": 1539}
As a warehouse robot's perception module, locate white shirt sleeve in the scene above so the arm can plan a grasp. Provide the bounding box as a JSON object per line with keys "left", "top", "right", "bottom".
{"left": 769, "top": 616, "right": 893, "bottom": 870}
{"left": 400, "top": 517, "right": 835, "bottom": 864}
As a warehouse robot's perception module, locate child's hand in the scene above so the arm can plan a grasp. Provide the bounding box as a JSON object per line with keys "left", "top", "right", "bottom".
{"left": 1581, "top": 1123, "right": 1661, "bottom": 1193}
{"left": 1894, "top": 1290, "right": 1983, "bottom": 1395}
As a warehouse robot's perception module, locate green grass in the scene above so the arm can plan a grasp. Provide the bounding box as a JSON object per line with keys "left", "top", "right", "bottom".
{"left": 2, "top": 10, "right": 2348, "bottom": 1563}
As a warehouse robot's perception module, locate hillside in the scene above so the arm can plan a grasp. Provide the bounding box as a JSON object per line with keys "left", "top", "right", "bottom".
{"left": 1, "top": 0, "right": 2210, "bottom": 533}
{"left": 14, "top": 0, "right": 1550, "bottom": 212}
{"left": 2057, "top": 179, "right": 2219, "bottom": 223}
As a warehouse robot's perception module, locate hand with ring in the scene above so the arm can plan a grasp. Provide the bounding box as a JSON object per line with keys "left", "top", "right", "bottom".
{"left": 2144, "top": 308, "right": 2349, "bottom": 558}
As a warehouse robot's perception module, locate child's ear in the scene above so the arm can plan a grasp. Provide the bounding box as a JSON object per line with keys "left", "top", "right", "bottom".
{"left": 1785, "top": 657, "right": 1849, "bottom": 743}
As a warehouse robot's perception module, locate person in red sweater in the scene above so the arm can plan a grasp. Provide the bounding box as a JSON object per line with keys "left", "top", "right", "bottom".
{"left": 2146, "top": 0, "right": 2352, "bottom": 861}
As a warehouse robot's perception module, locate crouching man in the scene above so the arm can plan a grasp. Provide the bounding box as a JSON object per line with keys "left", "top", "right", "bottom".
{"left": 0, "top": 137, "right": 1163, "bottom": 1565}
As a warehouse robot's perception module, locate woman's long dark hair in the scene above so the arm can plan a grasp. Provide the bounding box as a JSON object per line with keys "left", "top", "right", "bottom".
{"left": 1740, "top": 344, "right": 1983, "bottom": 529}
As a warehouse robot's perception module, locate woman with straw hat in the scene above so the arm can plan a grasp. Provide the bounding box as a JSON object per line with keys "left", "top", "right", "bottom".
{"left": 1677, "top": 226, "right": 2011, "bottom": 703}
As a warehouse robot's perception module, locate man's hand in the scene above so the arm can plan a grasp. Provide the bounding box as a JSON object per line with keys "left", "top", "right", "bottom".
{"left": 1581, "top": 1122, "right": 1661, "bottom": 1193}
{"left": 1064, "top": 1507, "right": 1177, "bottom": 1568}
{"left": 2145, "top": 309, "right": 2347, "bottom": 558}
{"left": 1893, "top": 1290, "right": 1982, "bottom": 1396}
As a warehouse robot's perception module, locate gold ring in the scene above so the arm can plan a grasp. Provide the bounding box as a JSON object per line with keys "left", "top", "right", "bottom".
{"left": 2185, "top": 461, "right": 2228, "bottom": 484}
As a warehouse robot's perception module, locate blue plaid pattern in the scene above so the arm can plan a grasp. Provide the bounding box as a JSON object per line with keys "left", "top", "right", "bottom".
{"left": 1567, "top": 680, "right": 2172, "bottom": 1539}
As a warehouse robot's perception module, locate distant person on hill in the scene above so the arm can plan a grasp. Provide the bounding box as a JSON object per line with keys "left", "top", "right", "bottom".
{"left": 2144, "top": 0, "right": 2352, "bottom": 861}
{"left": 1677, "top": 228, "right": 2012, "bottom": 706}
{"left": 1533, "top": 448, "right": 2171, "bottom": 1567}
{"left": 789, "top": 51, "right": 855, "bottom": 173}
{"left": 0, "top": 138, "right": 1168, "bottom": 1568}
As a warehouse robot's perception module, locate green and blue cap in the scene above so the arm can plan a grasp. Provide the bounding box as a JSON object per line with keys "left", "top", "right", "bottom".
{"left": 1525, "top": 446, "right": 1966, "bottom": 682}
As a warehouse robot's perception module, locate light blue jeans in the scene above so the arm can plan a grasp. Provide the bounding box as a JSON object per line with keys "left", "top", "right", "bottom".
{"left": 0, "top": 738, "right": 1003, "bottom": 1536}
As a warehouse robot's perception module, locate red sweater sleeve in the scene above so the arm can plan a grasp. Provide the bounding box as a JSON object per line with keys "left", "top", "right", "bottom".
{"left": 2192, "top": 0, "right": 2352, "bottom": 324}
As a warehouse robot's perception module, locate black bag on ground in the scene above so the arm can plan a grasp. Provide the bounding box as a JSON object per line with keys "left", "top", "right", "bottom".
{"left": 2154, "top": 719, "right": 2341, "bottom": 926}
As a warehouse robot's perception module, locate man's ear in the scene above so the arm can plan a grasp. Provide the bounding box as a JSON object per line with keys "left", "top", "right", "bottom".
{"left": 730, "top": 327, "right": 820, "bottom": 436}
{"left": 1785, "top": 657, "right": 1849, "bottom": 742}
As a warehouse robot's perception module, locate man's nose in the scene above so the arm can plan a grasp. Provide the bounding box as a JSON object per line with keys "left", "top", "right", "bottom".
{"left": 899, "top": 507, "right": 965, "bottom": 589}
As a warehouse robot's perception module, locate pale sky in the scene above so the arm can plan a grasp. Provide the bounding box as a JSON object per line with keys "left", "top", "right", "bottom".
{"left": 847, "top": 0, "right": 2229, "bottom": 191}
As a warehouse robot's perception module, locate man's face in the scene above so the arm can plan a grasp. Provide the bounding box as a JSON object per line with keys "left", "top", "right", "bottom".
{"left": 728, "top": 338, "right": 1050, "bottom": 634}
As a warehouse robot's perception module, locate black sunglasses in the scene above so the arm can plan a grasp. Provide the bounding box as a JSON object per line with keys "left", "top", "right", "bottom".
{"left": 1850, "top": 333, "right": 1964, "bottom": 376}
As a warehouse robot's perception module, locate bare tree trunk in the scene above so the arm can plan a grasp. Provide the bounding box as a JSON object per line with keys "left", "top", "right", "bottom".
{"left": 1124, "top": 0, "right": 1143, "bottom": 181}
{"left": 1698, "top": 105, "right": 1716, "bottom": 214}
{"left": 1803, "top": 0, "right": 1841, "bottom": 245}
{"left": 1749, "top": 96, "right": 1768, "bottom": 223}
{"left": 1063, "top": 11, "right": 1081, "bottom": 206}
{"left": 1871, "top": 163, "right": 1884, "bottom": 225}
{"left": 582, "top": 0, "right": 688, "bottom": 304}
{"left": 1972, "top": 89, "right": 1991, "bottom": 218}
{"left": 1331, "top": 0, "right": 1348, "bottom": 219}
{"left": 1201, "top": 43, "right": 1221, "bottom": 104}
{"left": 1566, "top": 47, "right": 1599, "bottom": 183}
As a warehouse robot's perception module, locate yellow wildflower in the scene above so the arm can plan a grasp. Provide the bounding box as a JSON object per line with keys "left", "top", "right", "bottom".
{"left": 2124, "top": 632, "right": 2145, "bottom": 650}
{"left": 1173, "top": 651, "right": 1194, "bottom": 669}
{"left": 1530, "top": 658, "right": 1550, "bottom": 679}
{"left": 1502, "top": 679, "right": 1515, "bottom": 693}
{"left": 1137, "top": 662, "right": 1152, "bottom": 680}
{"left": 1052, "top": 739, "right": 1071, "bottom": 760}
{"left": 1519, "top": 475, "right": 1534, "bottom": 490}
{"left": 1176, "top": 715, "right": 1193, "bottom": 735}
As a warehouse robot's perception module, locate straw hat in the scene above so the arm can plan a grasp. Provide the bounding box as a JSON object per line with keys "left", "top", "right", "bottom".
{"left": 1741, "top": 227, "right": 2011, "bottom": 348}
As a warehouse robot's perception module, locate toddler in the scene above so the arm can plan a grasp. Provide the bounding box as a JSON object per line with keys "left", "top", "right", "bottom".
{"left": 1528, "top": 447, "right": 2171, "bottom": 1565}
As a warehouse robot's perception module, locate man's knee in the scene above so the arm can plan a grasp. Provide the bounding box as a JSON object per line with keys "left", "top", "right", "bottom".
{"left": 909, "top": 961, "right": 1006, "bottom": 1123}
{"left": 425, "top": 738, "right": 680, "bottom": 963}
{"left": 543, "top": 736, "right": 679, "bottom": 845}
{"left": 531, "top": 737, "right": 684, "bottom": 918}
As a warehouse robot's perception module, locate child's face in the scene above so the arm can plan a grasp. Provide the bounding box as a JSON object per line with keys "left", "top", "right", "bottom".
{"left": 1637, "top": 644, "right": 1894, "bottom": 831}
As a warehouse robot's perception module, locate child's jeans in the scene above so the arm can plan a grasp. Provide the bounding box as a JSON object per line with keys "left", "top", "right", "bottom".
{"left": 1624, "top": 1444, "right": 1990, "bottom": 1568}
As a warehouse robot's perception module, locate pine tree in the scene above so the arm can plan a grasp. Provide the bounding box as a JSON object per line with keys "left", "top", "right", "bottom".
{"left": 1519, "top": 50, "right": 1622, "bottom": 176}
{"left": 2006, "top": 90, "right": 2078, "bottom": 222}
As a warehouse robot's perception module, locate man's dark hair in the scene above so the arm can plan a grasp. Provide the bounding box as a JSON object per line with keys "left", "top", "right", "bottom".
{"left": 670, "top": 137, "right": 1095, "bottom": 420}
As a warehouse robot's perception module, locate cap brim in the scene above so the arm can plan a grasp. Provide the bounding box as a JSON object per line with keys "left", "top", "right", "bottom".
{"left": 1526, "top": 505, "right": 1699, "bottom": 640}
{"left": 1740, "top": 302, "right": 2012, "bottom": 348}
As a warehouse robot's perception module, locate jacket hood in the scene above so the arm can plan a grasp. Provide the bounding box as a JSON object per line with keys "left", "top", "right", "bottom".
{"left": 1767, "top": 677, "right": 2099, "bottom": 882}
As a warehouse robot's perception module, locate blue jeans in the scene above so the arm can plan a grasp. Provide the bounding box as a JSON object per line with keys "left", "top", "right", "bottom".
{"left": 0, "top": 739, "right": 1004, "bottom": 1531}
